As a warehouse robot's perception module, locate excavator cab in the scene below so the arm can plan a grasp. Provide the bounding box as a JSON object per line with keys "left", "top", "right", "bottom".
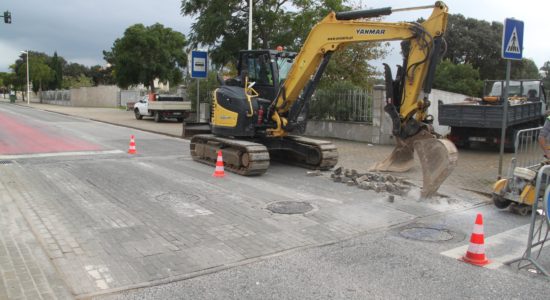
{"left": 212, "top": 50, "right": 297, "bottom": 137}
{"left": 224, "top": 50, "right": 297, "bottom": 100}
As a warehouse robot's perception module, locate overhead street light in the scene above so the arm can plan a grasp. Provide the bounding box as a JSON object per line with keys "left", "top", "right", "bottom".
{"left": 20, "top": 50, "right": 30, "bottom": 105}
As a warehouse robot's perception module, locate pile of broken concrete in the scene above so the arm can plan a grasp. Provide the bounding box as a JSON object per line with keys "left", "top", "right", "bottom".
{"left": 330, "top": 167, "right": 412, "bottom": 196}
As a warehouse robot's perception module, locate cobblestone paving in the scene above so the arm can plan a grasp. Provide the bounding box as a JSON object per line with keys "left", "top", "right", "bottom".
{"left": 0, "top": 102, "right": 512, "bottom": 298}
{"left": 0, "top": 166, "right": 73, "bottom": 300}
{"left": 0, "top": 152, "right": 483, "bottom": 298}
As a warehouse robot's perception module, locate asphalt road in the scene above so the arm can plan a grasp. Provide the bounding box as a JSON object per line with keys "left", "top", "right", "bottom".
{"left": 0, "top": 103, "right": 549, "bottom": 299}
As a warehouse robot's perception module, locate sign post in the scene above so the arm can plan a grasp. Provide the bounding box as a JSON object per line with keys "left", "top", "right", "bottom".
{"left": 498, "top": 18, "right": 524, "bottom": 178}
{"left": 191, "top": 51, "right": 208, "bottom": 122}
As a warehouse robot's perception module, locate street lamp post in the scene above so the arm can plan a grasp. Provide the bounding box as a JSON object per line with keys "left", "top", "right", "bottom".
{"left": 248, "top": 0, "right": 252, "bottom": 50}
{"left": 20, "top": 50, "right": 29, "bottom": 105}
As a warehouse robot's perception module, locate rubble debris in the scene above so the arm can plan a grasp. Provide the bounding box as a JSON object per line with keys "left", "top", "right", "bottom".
{"left": 331, "top": 166, "right": 411, "bottom": 196}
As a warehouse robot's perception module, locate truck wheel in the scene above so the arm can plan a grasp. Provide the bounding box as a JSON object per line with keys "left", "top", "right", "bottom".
{"left": 134, "top": 109, "right": 143, "bottom": 120}
{"left": 154, "top": 112, "right": 162, "bottom": 123}
{"left": 492, "top": 194, "right": 512, "bottom": 209}
{"left": 176, "top": 117, "right": 183, "bottom": 122}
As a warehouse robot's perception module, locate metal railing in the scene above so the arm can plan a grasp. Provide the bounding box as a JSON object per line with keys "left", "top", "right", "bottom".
{"left": 502, "top": 127, "right": 543, "bottom": 203}
{"left": 506, "top": 164, "right": 550, "bottom": 276}
{"left": 309, "top": 89, "right": 373, "bottom": 123}
{"left": 40, "top": 90, "right": 71, "bottom": 101}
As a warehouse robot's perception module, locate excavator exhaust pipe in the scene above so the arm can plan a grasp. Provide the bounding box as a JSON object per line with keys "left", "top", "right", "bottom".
{"left": 370, "top": 130, "right": 458, "bottom": 198}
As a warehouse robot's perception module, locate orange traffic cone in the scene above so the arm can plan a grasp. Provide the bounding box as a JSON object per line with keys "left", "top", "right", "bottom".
{"left": 461, "top": 213, "right": 490, "bottom": 266}
{"left": 212, "top": 150, "right": 225, "bottom": 177}
{"left": 128, "top": 135, "right": 137, "bottom": 154}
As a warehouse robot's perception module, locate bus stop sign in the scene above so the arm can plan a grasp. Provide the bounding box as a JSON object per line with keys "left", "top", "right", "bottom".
{"left": 502, "top": 18, "right": 524, "bottom": 60}
{"left": 191, "top": 51, "right": 208, "bottom": 78}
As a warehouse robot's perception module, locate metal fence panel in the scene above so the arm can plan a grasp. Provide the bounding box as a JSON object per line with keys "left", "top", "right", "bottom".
{"left": 506, "top": 164, "right": 550, "bottom": 276}
{"left": 40, "top": 90, "right": 71, "bottom": 105}
{"left": 309, "top": 89, "right": 373, "bottom": 123}
{"left": 503, "top": 127, "right": 544, "bottom": 203}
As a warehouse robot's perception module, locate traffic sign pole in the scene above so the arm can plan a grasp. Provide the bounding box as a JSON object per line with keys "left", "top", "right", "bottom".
{"left": 497, "top": 18, "right": 524, "bottom": 179}
{"left": 498, "top": 60, "right": 511, "bottom": 178}
{"left": 191, "top": 51, "right": 208, "bottom": 122}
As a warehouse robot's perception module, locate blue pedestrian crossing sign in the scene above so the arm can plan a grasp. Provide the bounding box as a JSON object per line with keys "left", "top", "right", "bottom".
{"left": 191, "top": 51, "right": 208, "bottom": 78}
{"left": 502, "top": 18, "right": 524, "bottom": 60}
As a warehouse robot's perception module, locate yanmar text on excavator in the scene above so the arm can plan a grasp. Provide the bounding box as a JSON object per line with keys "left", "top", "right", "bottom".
{"left": 190, "top": 1, "right": 458, "bottom": 198}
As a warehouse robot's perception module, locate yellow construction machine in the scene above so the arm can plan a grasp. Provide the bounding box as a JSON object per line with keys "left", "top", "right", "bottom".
{"left": 190, "top": 1, "right": 458, "bottom": 197}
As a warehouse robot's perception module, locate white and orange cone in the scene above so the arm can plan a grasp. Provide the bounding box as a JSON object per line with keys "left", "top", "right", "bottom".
{"left": 128, "top": 135, "right": 137, "bottom": 154}
{"left": 461, "top": 213, "right": 490, "bottom": 266}
{"left": 212, "top": 150, "right": 225, "bottom": 177}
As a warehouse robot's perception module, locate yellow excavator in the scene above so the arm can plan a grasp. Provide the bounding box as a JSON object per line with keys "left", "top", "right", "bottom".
{"left": 190, "top": 1, "right": 458, "bottom": 197}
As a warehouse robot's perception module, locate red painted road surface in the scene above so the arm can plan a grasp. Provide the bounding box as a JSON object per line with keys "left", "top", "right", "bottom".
{"left": 0, "top": 111, "right": 102, "bottom": 155}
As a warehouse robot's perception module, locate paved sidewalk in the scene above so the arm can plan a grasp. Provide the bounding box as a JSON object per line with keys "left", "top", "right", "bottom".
{"left": 0, "top": 166, "right": 73, "bottom": 300}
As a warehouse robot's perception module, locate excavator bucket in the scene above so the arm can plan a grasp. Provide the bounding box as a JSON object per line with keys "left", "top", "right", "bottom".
{"left": 370, "top": 130, "right": 458, "bottom": 198}
{"left": 414, "top": 137, "right": 458, "bottom": 198}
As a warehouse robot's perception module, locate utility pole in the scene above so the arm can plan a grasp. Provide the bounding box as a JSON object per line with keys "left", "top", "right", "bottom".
{"left": 21, "top": 51, "right": 30, "bottom": 105}
{"left": 248, "top": 0, "right": 252, "bottom": 50}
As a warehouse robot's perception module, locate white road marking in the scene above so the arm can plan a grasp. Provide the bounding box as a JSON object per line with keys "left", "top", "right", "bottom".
{"left": 441, "top": 223, "right": 534, "bottom": 269}
{"left": 0, "top": 150, "right": 124, "bottom": 159}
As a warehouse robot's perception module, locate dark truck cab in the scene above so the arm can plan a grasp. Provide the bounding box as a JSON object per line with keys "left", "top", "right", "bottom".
{"left": 438, "top": 80, "right": 547, "bottom": 151}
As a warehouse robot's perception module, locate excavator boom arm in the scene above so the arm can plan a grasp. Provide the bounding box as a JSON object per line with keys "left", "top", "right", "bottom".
{"left": 273, "top": 1, "right": 448, "bottom": 135}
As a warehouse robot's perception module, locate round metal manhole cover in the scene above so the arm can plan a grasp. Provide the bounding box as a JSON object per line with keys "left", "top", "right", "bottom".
{"left": 267, "top": 201, "right": 313, "bottom": 214}
{"left": 399, "top": 227, "right": 454, "bottom": 242}
{"left": 155, "top": 192, "right": 201, "bottom": 203}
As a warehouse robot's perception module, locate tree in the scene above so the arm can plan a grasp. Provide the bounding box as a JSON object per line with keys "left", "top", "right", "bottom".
{"left": 103, "top": 23, "right": 187, "bottom": 92}
{"left": 180, "top": 0, "right": 349, "bottom": 66}
{"left": 63, "top": 62, "right": 89, "bottom": 78}
{"left": 49, "top": 51, "right": 63, "bottom": 89}
{"left": 540, "top": 61, "right": 550, "bottom": 90}
{"left": 320, "top": 42, "right": 388, "bottom": 89}
{"left": 29, "top": 58, "right": 55, "bottom": 92}
{"left": 89, "top": 65, "right": 115, "bottom": 86}
{"left": 433, "top": 60, "right": 484, "bottom": 96}
{"left": 510, "top": 58, "right": 540, "bottom": 79}
{"left": 62, "top": 74, "right": 93, "bottom": 89}
{"left": 443, "top": 14, "right": 540, "bottom": 80}
{"left": 11, "top": 52, "right": 54, "bottom": 93}
{"left": 181, "top": 0, "right": 387, "bottom": 89}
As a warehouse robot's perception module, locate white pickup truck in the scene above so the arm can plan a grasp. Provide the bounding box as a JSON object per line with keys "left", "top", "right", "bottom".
{"left": 133, "top": 94, "right": 192, "bottom": 122}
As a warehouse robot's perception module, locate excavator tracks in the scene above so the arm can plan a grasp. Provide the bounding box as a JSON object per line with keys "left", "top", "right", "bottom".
{"left": 190, "top": 134, "right": 338, "bottom": 176}
{"left": 266, "top": 135, "right": 339, "bottom": 171}
{"left": 190, "top": 134, "right": 271, "bottom": 176}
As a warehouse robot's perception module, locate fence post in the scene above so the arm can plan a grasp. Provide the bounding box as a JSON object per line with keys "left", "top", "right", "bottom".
{"left": 372, "top": 85, "right": 393, "bottom": 144}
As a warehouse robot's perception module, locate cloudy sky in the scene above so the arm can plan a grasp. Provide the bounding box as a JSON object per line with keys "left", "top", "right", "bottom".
{"left": 1, "top": 0, "right": 548, "bottom": 73}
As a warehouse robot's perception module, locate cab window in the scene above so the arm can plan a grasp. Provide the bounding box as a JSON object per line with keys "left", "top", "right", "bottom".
{"left": 244, "top": 54, "right": 274, "bottom": 86}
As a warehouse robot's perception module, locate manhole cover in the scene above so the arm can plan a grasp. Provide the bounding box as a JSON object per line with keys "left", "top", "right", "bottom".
{"left": 399, "top": 227, "right": 454, "bottom": 242}
{"left": 155, "top": 192, "right": 201, "bottom": 203}
{"left": 267, "top": 201, "right": 313, "bottom": 214}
